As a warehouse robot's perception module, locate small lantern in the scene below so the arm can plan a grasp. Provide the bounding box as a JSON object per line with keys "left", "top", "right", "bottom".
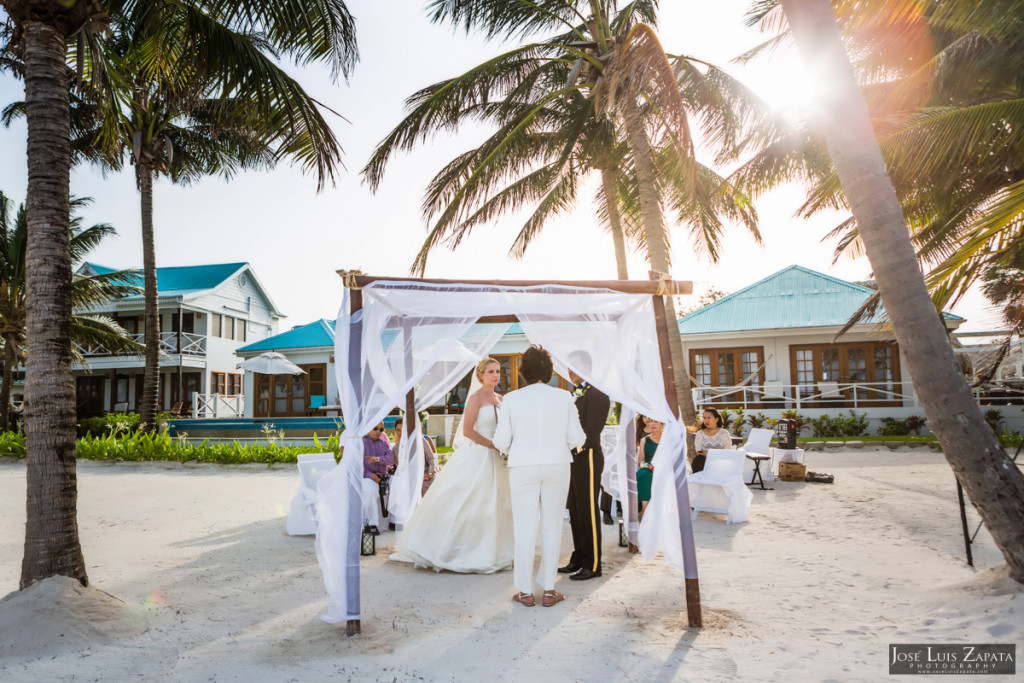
{"left": 618, "top": 521, "right": 628, "bottom": 548}
{"left": 775, "top": 418, "right": 798, "bottom": 449}
{"left": 361, "top": 524, "right": 378, "bottom": 556}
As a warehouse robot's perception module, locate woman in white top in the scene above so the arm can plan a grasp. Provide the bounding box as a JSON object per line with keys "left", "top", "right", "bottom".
{"left": 692, "top": 407, "right": 733, "bottom": 472}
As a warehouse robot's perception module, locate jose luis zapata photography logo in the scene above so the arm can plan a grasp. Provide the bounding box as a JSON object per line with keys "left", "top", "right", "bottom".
{"left": 889, "top": 644, "right": 1016, "bottom": 675}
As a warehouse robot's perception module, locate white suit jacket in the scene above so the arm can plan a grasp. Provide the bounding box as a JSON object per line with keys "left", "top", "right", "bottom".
{"left": 493, "top": 383, "right": 586, "bottom": 467}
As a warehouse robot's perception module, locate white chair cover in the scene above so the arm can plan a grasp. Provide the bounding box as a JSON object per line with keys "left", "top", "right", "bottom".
{"left": 689, "top": 449, "right": 752, "bottom": 524}
{"left": 286, "top": 453, "right": 338, "bottom": 536}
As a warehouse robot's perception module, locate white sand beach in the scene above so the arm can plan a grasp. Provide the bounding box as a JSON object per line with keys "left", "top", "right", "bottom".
{"left": 1, "top": 448, "right": 1020, "bottom": 682}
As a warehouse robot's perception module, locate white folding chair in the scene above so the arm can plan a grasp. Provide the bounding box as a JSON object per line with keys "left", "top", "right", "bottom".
{"left": 741, "top": 427, "right": 775, "bottom": 486}
{"left": 689, "top": 449, "right": 753, "bottom": 524}
{"left": 286, "top": 452, "right": 338, "bottom": 536}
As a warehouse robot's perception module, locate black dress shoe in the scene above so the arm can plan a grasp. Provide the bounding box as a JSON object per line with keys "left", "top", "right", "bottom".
{"left": 602, "top": 511, "right": 614, "bottom": 526}
{"left": 569, "top": 568, "right": 602, "bottom": 581}
{"left": 557, "top": 562, "right": 582, "bottom": 574}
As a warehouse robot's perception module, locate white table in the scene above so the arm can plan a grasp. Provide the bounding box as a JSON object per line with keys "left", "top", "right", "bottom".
{"left": 772, "top": 447, "right": 805, "bottom": 476}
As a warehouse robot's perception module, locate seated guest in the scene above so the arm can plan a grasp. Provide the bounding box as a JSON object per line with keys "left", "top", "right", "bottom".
{"left": 392, "top": 416, "right": 440, "bottom": 495}
{"left": 636, "top": 417, "right": 661, "bottom": 519}
{"left": 691, "top": 407, "right": 732, "bottom": 473}
{"left": 360, "top": 422, "right": 393, "bottom": 530}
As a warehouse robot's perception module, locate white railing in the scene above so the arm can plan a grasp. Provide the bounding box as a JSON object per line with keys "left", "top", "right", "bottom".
{"left": 693, "top": 381, "right": 917, "bottom": 411}
{"left": 192, "top": 394, "right": 244, "bottom": 418}
{"left": 75, "top": 331, "right": 207, "bottom": 356}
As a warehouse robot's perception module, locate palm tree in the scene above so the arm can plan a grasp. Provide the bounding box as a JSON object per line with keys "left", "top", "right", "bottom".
{"left": 0, "top": 0, "right": 357, "bottom": 588}
{"left": 78, "top": 1, "right": 357, "bottom": 432}
{"left": 0, "top": 0, "right": 110, "bottom": 589}
{"left": 778, "top": 0, "right": 1024, "bottom": 579}
{"left": 365, "top": 0, "right": 773, "bottom": 422}
{"left": 0, "top": 192, "right": 142, "bottom": 428}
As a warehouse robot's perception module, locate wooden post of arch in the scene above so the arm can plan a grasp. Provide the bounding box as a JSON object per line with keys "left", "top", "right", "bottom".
{"left": 345, "top": 287, "right": 363, "bottom": 637}
{"left": 650, "top": 270, "right": 702, "bottom": 628}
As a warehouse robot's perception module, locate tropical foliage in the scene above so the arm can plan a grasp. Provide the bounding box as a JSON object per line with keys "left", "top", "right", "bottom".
{"left": 0, "top": 191, "right": 141, "bottom": 429}
{"left": 737, "top": 0, "right": 1024, "bottom": 317}
{"left": 365, "top": 0, "right": 782, "bottom": 420}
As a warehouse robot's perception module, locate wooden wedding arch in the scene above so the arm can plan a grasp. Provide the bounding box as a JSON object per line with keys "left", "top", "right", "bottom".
{"left": 338, "top": 271, "right": 701, "bottom": 634}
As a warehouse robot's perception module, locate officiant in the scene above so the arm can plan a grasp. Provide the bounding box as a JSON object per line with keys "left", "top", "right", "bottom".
{"left": 560, "top": 350, "right": 610, "bottom": 581}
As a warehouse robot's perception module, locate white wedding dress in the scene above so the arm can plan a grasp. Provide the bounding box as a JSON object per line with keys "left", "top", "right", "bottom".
{"left": 392, "top": 404, "right": 514, "bottom": 573}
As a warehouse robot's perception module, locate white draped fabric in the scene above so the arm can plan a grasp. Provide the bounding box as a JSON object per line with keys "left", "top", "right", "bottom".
{"left": 315, "top": 281, "right": 697, "bottom": 624}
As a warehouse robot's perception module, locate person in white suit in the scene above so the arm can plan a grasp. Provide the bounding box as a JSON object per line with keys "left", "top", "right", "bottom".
{"left": 493, "top": 345, "right": 586, "bottom": 608}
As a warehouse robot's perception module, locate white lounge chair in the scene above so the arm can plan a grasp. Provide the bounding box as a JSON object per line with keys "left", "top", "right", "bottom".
{"left": 689, "top": 449, "right": 753, "bottom": 524}
{"left": 286, "top": 452, "right": 338, "bottom": 536}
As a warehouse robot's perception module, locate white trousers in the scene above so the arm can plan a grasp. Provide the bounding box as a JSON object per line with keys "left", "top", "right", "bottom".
{"left": 508, "top": 463, "right": 571, "bottom": 594}
{"left": 361, "top": 478, "right": 383, "bottom": 528}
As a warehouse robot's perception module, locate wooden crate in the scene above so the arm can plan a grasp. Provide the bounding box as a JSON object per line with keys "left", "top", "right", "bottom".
{"left": 779, "top": 462, "right": 807, "bottom": 482}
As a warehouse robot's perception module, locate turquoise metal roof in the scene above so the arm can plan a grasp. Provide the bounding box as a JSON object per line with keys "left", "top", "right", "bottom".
{"left": 677, "top": 265, "right": 964, "bottom": 334}
{"left": 237, "top": 319, "right": 336, "bottom": 353}
{"left": 83, "top": 261, "right": 248, "bottom": 298}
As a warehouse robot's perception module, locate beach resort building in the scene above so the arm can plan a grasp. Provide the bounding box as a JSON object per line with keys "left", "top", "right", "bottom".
{"left": 71, "top": 262, "right": 283, "bottom": 418}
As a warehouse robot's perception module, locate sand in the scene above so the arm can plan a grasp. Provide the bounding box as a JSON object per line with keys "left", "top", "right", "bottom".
{"left": 0, "top": 450, "right": 1020, "bottom": 682}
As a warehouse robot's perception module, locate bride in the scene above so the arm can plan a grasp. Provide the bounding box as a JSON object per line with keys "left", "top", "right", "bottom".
{"left": 391, "top": 357, "right": 514, "bottom": 573}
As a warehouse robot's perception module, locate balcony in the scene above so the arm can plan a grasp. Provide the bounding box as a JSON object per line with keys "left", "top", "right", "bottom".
{"left": 75, "top": 331, "right": 207, "bottom": 357}
{"left": 693, "top": 381, "right": 915, "bottom": 411}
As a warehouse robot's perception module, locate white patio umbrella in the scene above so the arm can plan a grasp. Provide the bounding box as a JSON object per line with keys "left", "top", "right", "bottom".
{"left": 237, "top": 351, "right": 306, "bottom": 375}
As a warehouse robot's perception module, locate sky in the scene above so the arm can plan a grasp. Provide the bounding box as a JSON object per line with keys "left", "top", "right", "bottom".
{"left": 0, "top": 1, "right": 1004, "bottom": 332}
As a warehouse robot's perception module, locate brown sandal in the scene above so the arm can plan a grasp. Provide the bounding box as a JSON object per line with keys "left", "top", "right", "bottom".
{"left": 542, "top": 590, "right": 565, "bottom": 607}
{"left": 513, "top": 592, "right": 535, "bottom": 607}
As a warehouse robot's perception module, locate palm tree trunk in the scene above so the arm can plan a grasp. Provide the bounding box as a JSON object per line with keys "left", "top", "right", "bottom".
{"left": 19, "top": 20, "right": 88, "bottom": 589}
{"left": 1, "top": 340, "right": 16, "bottom": 429}
{"left": 138, "top": 164, "right": 160, "bottom": 433}
{"left": 599, "top": 166, "right": 629, "bottom": 280}
{"left": 621, "top": 99, "right": 698, "bottom": 429}
{"left": 781, "top": 0, "right": 1024, "bottom": 580}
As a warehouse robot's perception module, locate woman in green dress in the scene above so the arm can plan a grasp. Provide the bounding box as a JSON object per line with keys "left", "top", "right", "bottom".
{"left": 636, "top": 417, "right": 662, "bottom": 519}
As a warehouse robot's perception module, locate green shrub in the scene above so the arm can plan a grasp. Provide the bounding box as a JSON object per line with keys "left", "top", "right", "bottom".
{"left": 878, "top": 417, "right": 909, "bottom": 436}
{"left": 998, "top": 430, "right": 1023, "bottom": 448}
{"left": 0, "top": 431, "right": 26, "bottom": 457}
{"left": 810, "top": 410, "right": 869, "bottom": 437}
{"left": 904, "top": 415, "right": 927, "bottom": 435}
{"left": 984, "top": 409, "right": 1005, "bottom": 435}
{"left": 747, "top": 412, "right": 767, "bottom": 429}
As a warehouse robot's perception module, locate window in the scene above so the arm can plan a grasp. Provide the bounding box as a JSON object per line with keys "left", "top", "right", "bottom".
{"left": 235, "top": 317, "right": 246, "bottom": 342}
{"left": 211, "top": 372, "right": 241, "bottom": 396}
{"left": 788, "top": 342, "right": 901, "bottom": 406}
{"left": 223, "top": 315, "right": 235, "bottom": 340}
{"left": 688, "top": 347, "right": 765, "bottom": 405}
{"left": 211, "top": 314, "right": 222, "bottom": 338}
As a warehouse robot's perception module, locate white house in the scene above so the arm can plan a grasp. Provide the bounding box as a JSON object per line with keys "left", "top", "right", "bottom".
{"left": 73, "top": 262, "right": 283, "bottom": 418}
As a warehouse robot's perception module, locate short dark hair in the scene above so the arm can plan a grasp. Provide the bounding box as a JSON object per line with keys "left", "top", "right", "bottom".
{"left": 519, "top": 345, "right": 553, "bottom": 384}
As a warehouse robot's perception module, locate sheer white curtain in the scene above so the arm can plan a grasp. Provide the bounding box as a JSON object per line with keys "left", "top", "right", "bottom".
{"left": 316, "top": 284, "right": 510, "bottom": 623}
{"left": 316, "top": 281, "right": 698, "bottom": 625}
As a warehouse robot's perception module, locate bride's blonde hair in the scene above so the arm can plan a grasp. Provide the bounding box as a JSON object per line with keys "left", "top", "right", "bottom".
{"left": 475, "top": 357, "right": 500, "bottom": 379}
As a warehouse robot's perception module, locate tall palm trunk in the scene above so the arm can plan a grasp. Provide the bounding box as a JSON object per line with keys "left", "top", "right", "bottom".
{"left": 621, "top": 99, "right": 697, "bottom": 428}
{"left": 781, "top": 0, "right": 1024, "bottom": 580}
{"left": 599, "top": 165, "right": 629, "bottom": 280}
{"left": 20, "top": 20, "right": 87, "bottom": 589}
{"left": 137, "top": 164, "right": 160, "bottom": 432}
